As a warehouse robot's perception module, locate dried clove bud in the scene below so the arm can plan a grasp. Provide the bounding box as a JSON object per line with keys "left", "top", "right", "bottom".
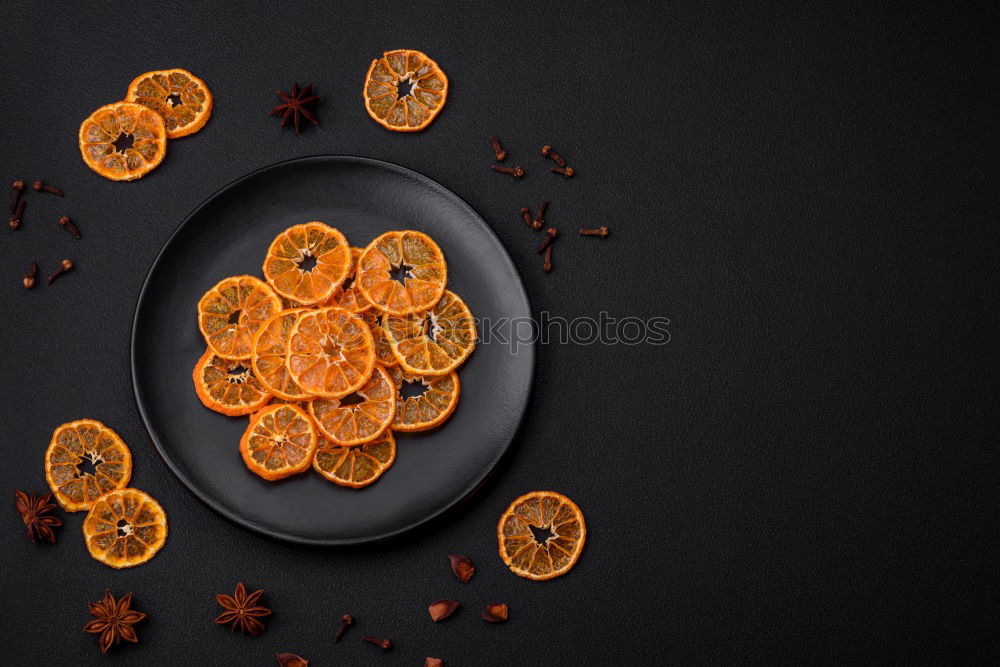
{"left": 47, "top": 259, "right": 74, "bottom": 285}
{"left": 276, "top": 653, "right": 309, "bottom": 667}
{"left": 482, "top": 603, "right": 509, "bottom": 623}
{"left": 448, "top": 554, "right": 475, "bottom": 583}
{"left": 491, "top": 165, "right": 525, "bottom": 180}
{"left": 425, "top": 659, "right": 444, "bottom": 667}
{"left": 363, "top": 635, "right": 392, "bottom": 651}
{"left": 9, "top": 198, "right": 25, "bottom": 229}
{"left": 23, "top": 261, "right": 37, "bottom": 289}
{"left": 428, "top": 599, "right": 460, "bottom": 622}
{"left": 538, "top": 227, "right": 558, "bottom": 253}
{"left": 335, "top": 614, "right": 353, "bottom": 642}
{"left": 488, "top": 136, "right": 506, "bottom": 162}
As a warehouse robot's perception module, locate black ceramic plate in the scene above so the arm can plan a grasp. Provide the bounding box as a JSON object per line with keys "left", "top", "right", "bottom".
{"left": 132, "top": 156, "right": 533, "bottom": 545}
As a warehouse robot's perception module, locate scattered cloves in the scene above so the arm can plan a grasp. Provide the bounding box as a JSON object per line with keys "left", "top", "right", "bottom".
{"left": 47, "top": 259, "right": 73, "bottom": 285}
{"left": 34, "top": 180, "right": 64, "bottom": 197}
{"left": 491, "top": 165, "right": 524, "bottom": 180}
{"left": 488, "top": 136, "right": 506, "bottom": 162}
{"left": 550, "top": 166, "right": 575, "bottom": 178}
{"left": 579, "top": 226, "right": 609, "bottom": 238}
{"left": 59, "top": 215, "right": 81, "bottom": 239}
{"left": 9, "top": 180, "right": 24, "bottom": 214}
{"left": 8, "top": 198, "right": 25, "bottom": 230}
{"left": 447, "top": 554, "right": 475, "bottom": 583}
{"left": 428, "top": 599, "right": 460, "bottom": 622}
{"left": 519, "top": 207, "right": 541, "bottom": 230}
{"left": 334, "top": 614, "right": 353, "bottom": 642}
{"left": 276, "top": 652, "right": 309, "bottom": 667}
{"left": 23, "top": 261, "right": 37, "bottom": 289}
{"left": 543, "top": 245, "right": 553, "bottom": 273}
{"left": 425, "top": 658, "right": 444, "bottom": 667}
{"left": 541, "top": 145, "right": 567, "bottom": 167}
{"left": 482, "top": 603, "right": 509, "bottom": 623}
{"left": 362, "top": 635, "right": 392, "bottom": 651}
{"left": 538, "top": 227, "right": 558, "bottom": 253}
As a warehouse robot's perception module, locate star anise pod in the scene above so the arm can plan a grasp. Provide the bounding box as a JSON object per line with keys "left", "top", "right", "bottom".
{"left": 14, "top": 489, "right": 61, "bottom": 543}
{"left": 269, "top": 82, "right": 320, "bottom": 134}
{"left": 215, "top": 581, "right": 272, "bottom": 636}
{"left": 83, "top": 590, "right": 145, "bottom": 653}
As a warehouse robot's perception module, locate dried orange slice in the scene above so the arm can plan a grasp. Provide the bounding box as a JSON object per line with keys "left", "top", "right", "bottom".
{"left": 313, "top": 430, "right": 395, "bottom": 488}
{"left": 126, "top": 68, "right": 213, "bottom": 138}
{"left": 240, "top": 403, "right": 318, "bottom": 480}
{"left": 45, "top": 419, "right": 132, "bottom": 512}
{"left": 322, "top": 247, "right": 372, "bottom": 313}
{"left": 263, "top": 222, "right": 352, "bottom": 305}
{"left": 83, "top": 488, "right": 167, "bottom": 568}
{"left": 357, "top": 230, "right": 447, "bottom": 316}
{"left": 193, "top": 348, "right": 271, "bottom": 416}
{"left": 309, "top": 364, "right": 395, "bottom": 445}
{"left": 287, "top": 307, "right": 375, "bottom": 398}
{"left": 384, "top": 290, "right": 476, "bottom": 375}
{"left": 362, "top": 310, "right": 397, "bottom": 367}
{"left": 389, "top": 365, "right": 460, "bottom": 432}
{"left": 198, "top": 275, "right": 282, "bottom": 360}
{"left": 364, "top": 49, "right": 448, "bottom": 132}
{"left": 78, "top": 102, "right": 166, "bottom": 181}
{"left": 497, "top": 491, "right": 586, "bottom": 581}
{"left": 251, "top": 309, "right": 313, "bottom": 401}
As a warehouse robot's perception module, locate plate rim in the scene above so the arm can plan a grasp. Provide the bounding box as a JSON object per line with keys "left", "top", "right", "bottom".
{"left": 130, "top": 154, "right": 534, "bottom": 546}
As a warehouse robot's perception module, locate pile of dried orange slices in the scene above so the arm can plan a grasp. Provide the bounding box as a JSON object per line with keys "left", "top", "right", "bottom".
{"left": 44, "top": 419, "right": 168, "bottom": 568}
{"left": 79, "top": 68, "right": 212, "bottom": 181}
{"left": 194, "top": 223, "right": 476, "bottom": 488}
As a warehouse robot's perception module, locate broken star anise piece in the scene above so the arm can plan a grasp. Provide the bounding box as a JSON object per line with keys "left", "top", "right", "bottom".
{"left": 83, "top": 590, "right": 146, "bottom": 653}
{"left": 215, "top": 581, "right": 272, "bottom": 636}
{"left": 269, "top": 82, "right": 320, "bottom": 134}
{"left": 14, "top": 489, "right": 61, "bottom": 543}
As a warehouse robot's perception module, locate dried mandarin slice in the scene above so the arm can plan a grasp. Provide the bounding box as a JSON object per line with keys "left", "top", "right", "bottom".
{"left": 497, "top": 491, "right": 586, "bottom": 581}
{"left": 309, "top": 364, "right": 395, "bottom": 446}
{"left": 83, "top": 488, "right": 167, "bottom": 568}
{"left": 362, "top": 310, "right": 397, "bottom": 367}
{"left": 193, "top": 348, "right": 271, "bottom": 416}
{"left": 240, "top": 404, "right": 318, "bottom": 480}
{"left": 197, "top": 275, "right": 282, "bottom": 360}
{"left": 263, "top": 222, "right": 352, "bottom": 305}
{"left": 126, "top": 68, "right": 213, "bottom": 138}
{"left": 286, "top": 307, "right": 375, "bottom": 398}
{"left": 388, "top": 365, "right": 460, "bottom": 432}
{"left": 383, "top": 290, "right": 476, "bottom": 375}
{"left": 313, "top": 430, "right": 395, "bottom": 488}
{"left": 322, "top": 247, "right": 372, "bottom": 313}
{"left": 364, "top": 49, "right": 448, "bottom": 132}
{"left": 78, "top": 102, "right": 166, "bottom": 181}
{"left": 357, "top": 230, "right": 447, "bottom": 316}
{"left": 45, "top": 419, "right": 132, "bottom": 512}
{"left": 251, "top": 308, "right": 314, "bottom": 401}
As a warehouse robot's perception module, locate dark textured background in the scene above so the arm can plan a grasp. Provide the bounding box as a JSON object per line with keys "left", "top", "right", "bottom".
{"left": 1, "top": 1, "right": 998, "bottom": 664}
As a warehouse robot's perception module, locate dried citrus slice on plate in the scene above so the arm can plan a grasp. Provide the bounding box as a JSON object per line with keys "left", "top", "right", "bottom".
{"left": 193, "top": 348, "right": 271, "bottom": 416}
{"left": 262, "top": 222, "right": 352, "bottom": 305}
{"left": 313, "top": 430, "right": 395, "bottom": 488}
{"left": 240, "top": 403, "right": 318, "bottom": 480}
{"left": 309, "top": 364, "right": 395, "bottom": 445}
{"left": 83, "top": 488, "right": 167, "bottom": 568}
{"left": 125, "top": 68, "right": 213, "bottom": 138}
{"left": 389, "top": 365, "right": 460, "bottom": 432}
{"left": 357, "top": 230, "right": 447, "bottom": 315}
{"left": 384, "top": 289, "right": 476, "bottom": 375}
{"left": 497, "top": 491, "right": 586, "bottom": 581}
{"left": 362, "top": 310, "right": 397, "bottom": 367}
{"left": 45, "top": 419, "right": 132, "bottom": 512}
{"left": 197, "top": 275, "right": 282, "bottom": 360}
{"left": 322, "top": 247, "right": 372, "bottom": 313}
{"left": 287, "top": 307, "right": 375, "bottom": 398}
{"left": 251, "top": 308, "right": 313, "bottom": 401}
{"left": 364, "top": 49, "right": 448, "bottom": 132}
{"left": 78, "top": 102, "right": 166, "bottom": 181}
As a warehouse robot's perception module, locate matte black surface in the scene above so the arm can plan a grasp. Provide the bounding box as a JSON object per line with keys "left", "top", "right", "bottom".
{"left": 133, "top": 156, "right": 533, "bottom": 545}
{"left": 2, "top": 2, "right": 998, "bottom": 665}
